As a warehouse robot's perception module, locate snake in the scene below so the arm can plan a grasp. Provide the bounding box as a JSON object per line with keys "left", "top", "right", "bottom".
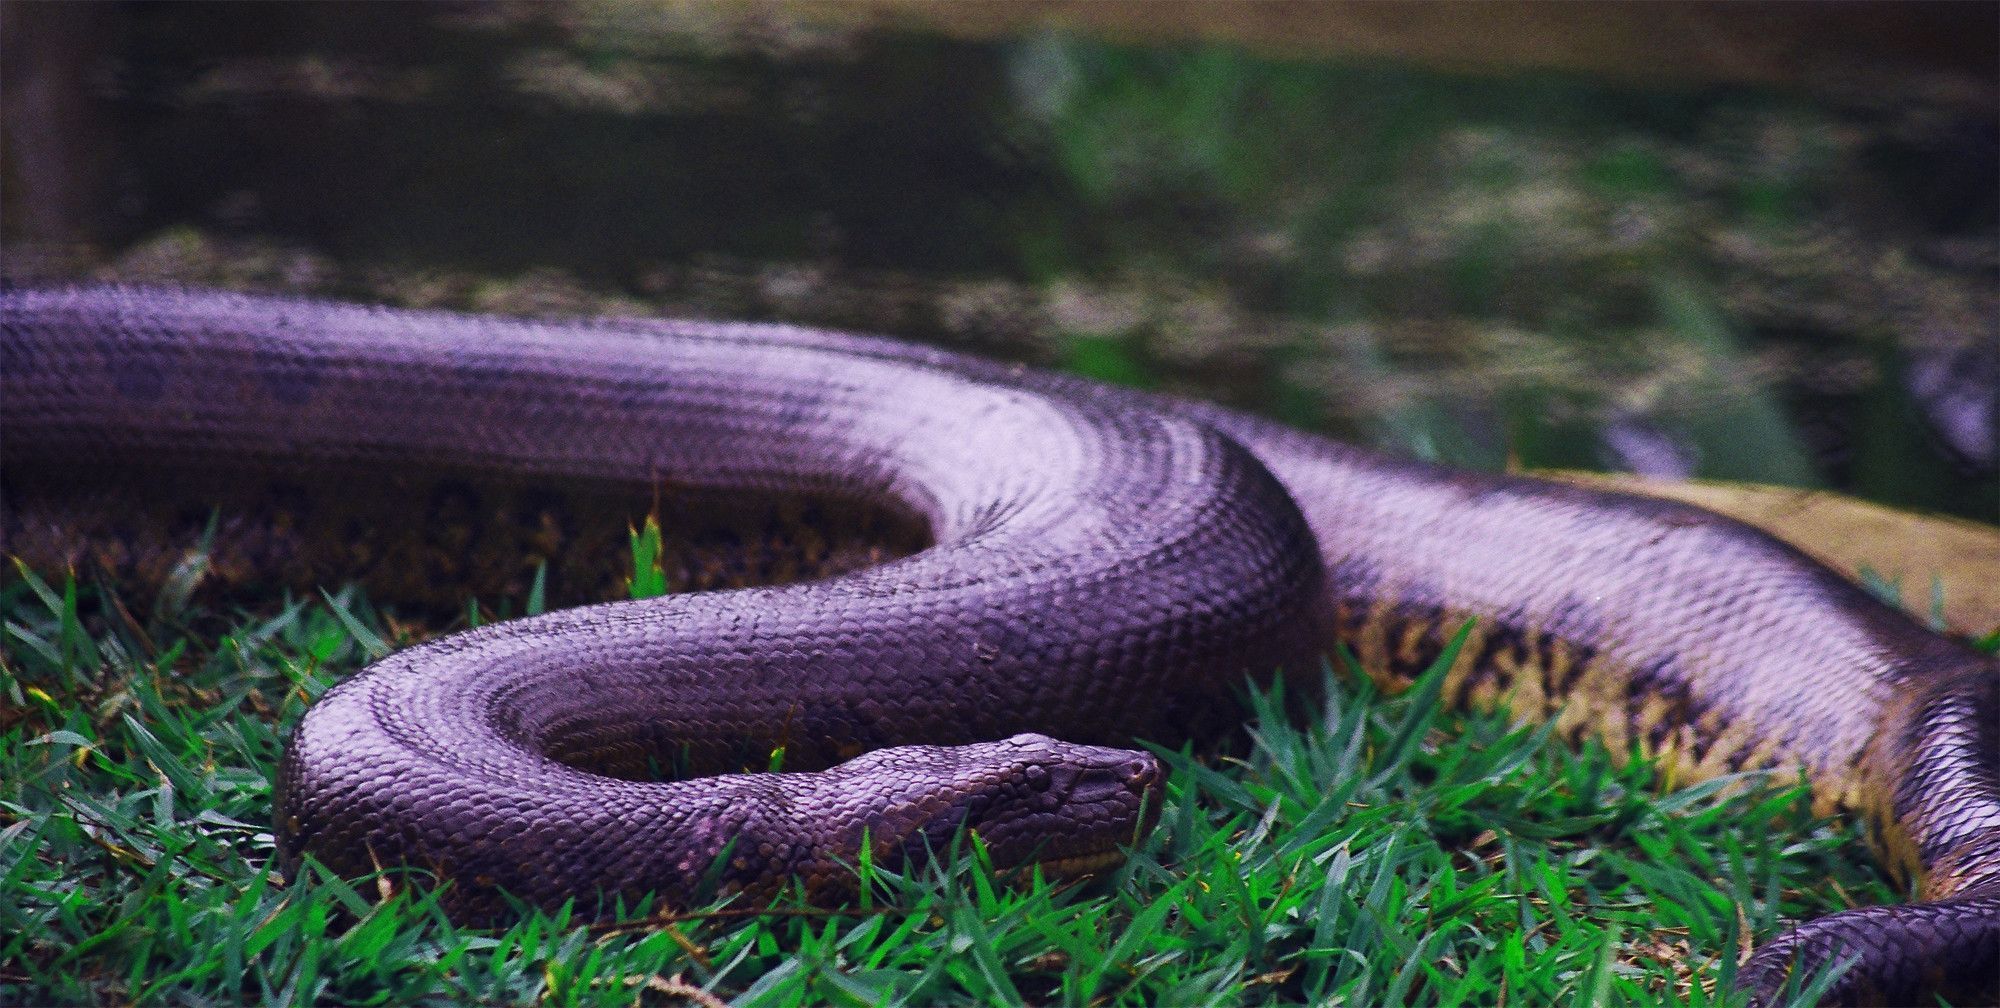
{"left": 3, "top": 284, "right": 1995, "bottom": 1005}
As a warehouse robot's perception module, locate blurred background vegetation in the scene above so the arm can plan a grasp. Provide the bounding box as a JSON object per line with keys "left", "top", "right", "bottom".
{"left": 4, "top": 0, "right": 1995, "bottom": 520}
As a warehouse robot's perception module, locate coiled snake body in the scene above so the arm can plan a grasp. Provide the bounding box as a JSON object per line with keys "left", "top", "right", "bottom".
{"left": 4, "top": 286, "right": 1995, "bottom": 1004}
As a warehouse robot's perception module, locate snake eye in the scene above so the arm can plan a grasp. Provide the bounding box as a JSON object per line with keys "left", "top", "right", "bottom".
{"left": 1024, "top": 765, "right": 1051, "bottom": 791}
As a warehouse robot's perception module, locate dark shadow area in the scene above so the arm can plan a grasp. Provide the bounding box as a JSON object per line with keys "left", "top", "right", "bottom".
{"left": 3, "top": 1, "right": 1993, "bottom": 520}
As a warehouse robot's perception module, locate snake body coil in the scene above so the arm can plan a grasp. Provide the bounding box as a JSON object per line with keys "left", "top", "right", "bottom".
{"left": 3, "top": 286, "right": 1995, "bottom": 1004}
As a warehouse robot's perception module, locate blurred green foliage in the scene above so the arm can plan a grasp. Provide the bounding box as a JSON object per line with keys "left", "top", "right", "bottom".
{"left": 7, "top": 6, "right": 1991, "bottom": 518}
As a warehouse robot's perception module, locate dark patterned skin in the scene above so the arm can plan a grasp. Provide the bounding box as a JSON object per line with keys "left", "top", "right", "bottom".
{"left": 3, "top": 285, "right": 1994, "bottom": 1005}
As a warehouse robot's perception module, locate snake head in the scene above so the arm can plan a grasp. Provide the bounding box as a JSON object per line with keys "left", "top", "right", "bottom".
{"left": 827, "top": 733, "right": 1163, "bottom": 891}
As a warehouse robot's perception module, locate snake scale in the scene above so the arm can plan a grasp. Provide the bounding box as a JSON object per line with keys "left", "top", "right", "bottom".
{"left": 3, "top": 285, "right": 1995, "bottom": 1005}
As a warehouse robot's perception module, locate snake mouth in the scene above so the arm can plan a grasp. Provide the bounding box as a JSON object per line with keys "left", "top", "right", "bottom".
{"left": 1029, "top": 847, "right": 1131, "bottom": 881}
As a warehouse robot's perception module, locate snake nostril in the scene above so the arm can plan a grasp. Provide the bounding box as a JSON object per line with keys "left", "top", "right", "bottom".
{"left": 1126, "top": 759, "right": 1156, "bottom": 789}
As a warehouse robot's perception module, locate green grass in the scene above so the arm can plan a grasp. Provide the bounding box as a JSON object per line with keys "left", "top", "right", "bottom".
{"left": 2, "top": 559, "right": 1892, "bottom": 1006}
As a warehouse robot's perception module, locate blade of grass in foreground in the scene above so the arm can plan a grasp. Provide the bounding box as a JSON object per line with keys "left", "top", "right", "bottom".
{"left": 1, "top": 571, "right": 1891, "bottom": 1005}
